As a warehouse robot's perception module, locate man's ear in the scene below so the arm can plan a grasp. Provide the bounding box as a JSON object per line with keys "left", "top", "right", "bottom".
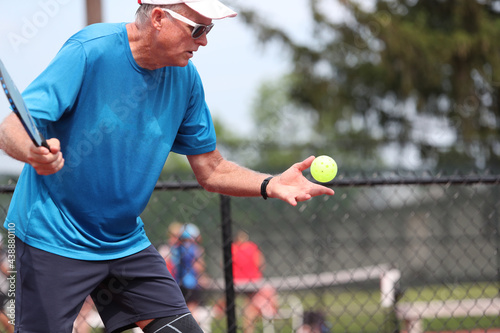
{"left": 151, "top": 7, "right": 165, "bottom": 30}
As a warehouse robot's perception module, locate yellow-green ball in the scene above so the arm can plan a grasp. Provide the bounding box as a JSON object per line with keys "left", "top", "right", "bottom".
{"left": 311, "top": 155, "right": 337, "bottom": 183}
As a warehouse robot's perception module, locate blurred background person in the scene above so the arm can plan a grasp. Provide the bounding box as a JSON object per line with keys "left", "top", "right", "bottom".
{"left": 232, "top": 230, "right": 277, "bottom": 333}
{"left": 170, "top": 224, "right": 212, "bottom": 331}
{"left": 158, "top": 222, "right": 183, "bottom": 275}
{"left": 73, "top": 296, "right": 102, "bottom": 333}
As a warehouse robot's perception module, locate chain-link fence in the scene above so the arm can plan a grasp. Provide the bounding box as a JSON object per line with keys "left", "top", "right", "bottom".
{"left": 0, "top": 173, "right": 499, "bottom": 333}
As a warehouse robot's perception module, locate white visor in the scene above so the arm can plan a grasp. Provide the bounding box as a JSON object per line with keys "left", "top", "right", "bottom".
{"left": 138, "top": 0, "right": 237, "bottom": 19}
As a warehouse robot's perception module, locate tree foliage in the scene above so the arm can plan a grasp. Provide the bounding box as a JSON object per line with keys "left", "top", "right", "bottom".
{"left": 233, "top": 0, "right": 500, "bottom": 172}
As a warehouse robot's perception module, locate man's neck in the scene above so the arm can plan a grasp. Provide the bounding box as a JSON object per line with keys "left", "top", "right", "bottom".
{"left": 126, "top": 23, "right": 157, "bottom": 70}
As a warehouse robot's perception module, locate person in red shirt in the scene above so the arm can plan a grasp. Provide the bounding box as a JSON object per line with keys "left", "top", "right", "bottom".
{"left": 232, "top": 230, "right": 277, "bottom": 333}
{"left": 232, "top": 230, "right": 264, "bottom": 284}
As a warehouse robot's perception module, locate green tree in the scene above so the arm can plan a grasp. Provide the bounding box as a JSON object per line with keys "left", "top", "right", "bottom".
{"left": 234, "top": 0, "right": 500, "bottom": 172}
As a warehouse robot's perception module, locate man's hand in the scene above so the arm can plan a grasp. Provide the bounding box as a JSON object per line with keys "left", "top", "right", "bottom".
{"left": 267, "top": 156, "right": 335, "bottom": 206}
{"left": 27, "top": 138, "right": 64, "bottom": 175}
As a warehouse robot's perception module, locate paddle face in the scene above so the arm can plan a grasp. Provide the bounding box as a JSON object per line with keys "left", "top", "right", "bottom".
{"left": 0, "top": 58, "right": 50, "bottom": 150}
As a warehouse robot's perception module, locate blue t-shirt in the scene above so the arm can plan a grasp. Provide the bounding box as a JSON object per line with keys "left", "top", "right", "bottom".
{"left": 4, "top": 23, "right": 216, "bottom": 260}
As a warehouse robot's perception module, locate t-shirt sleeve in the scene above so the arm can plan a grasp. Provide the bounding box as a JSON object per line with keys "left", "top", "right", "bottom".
{"left": 171, "top": 65, "right": 216, "bottom": 155}
{"left": 22, "top": 40, "right": 86, "bottom": 129}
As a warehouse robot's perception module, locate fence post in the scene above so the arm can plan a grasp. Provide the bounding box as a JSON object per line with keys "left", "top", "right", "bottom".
{"left": 495, "top": 186, "right": 500, "bottom": 291}
{"left": 220, "top": 194, "right": 237, "bottom": 333}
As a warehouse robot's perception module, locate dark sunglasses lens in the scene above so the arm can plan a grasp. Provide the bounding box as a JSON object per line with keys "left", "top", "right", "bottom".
{"left": 192, "top": 24, "right": 213, "bottom": 39}
{"left": 192, "top": 26, "right": 206, "bottom": 39}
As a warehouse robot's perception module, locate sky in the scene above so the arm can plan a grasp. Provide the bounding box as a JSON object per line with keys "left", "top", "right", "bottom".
{"left": 0, "top": 0, "right": 321, "bottom": 174}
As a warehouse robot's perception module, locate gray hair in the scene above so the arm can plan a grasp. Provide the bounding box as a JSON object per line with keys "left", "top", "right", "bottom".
{"left": 135, "top": 4, "right": 184, "bottom": 27}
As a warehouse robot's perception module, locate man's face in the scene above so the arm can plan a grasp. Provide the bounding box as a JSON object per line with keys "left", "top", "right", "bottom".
{"left": 154, "top": 6, "right": 211, "bottom": 67}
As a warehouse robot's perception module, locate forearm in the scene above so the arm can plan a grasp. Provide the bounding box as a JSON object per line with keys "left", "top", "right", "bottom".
{"left": 0, "top": 113, "right": 33, "bottom": 163}
{"left": 195, "top": 158, "right": 271, "bottom": 197}
{"left": 0, "top": 113, "right": 64, "bottom": 175}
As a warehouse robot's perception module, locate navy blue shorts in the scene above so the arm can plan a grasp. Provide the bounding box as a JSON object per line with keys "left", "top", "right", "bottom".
{"left": 15, "top": 238, "right": 190, "bottom": 333}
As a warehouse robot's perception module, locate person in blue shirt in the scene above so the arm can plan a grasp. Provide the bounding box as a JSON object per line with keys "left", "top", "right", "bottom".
{"left": 0, "top": 0, "right": 335, "bottom": 332}
{"left": 170, "top": 224, "right": 205, "bottom": 315}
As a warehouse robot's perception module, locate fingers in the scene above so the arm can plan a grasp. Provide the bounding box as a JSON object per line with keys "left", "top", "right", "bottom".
{"left": 27, "top": 139, "right": 65, "bottom": 175}
{"left": 289, "top": 186, "right": 332, "bottom": 205}
{"left": 295, "top": 156, "right": 315, "bottom": 172}
{"left": 280, "top": 156, "right": 315, "bottom": 184}
{"left": 292, "top": 193, "right": 312, "bottom": 205}
{"left": 311, "top": 184, "right": 335, "bottom": 196}
{"left": 278, "top": 183, "right": 333, "bottom": 206}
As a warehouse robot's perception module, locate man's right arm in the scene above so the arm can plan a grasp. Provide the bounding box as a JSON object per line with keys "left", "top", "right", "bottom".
{"left": 0, "top": 113, "right": 64, "bottom": 175}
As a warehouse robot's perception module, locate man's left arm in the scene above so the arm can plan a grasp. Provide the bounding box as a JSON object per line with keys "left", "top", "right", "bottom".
{"left": 187, "top": 149, "right": 335, "bottom": 206}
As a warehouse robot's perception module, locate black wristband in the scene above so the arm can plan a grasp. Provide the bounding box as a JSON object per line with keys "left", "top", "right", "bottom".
{"left": 261, "top": 176, "right": 273, "bottom": 200}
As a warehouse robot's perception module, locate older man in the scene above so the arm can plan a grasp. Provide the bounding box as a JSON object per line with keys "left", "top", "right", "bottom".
{"left": 0, "top": 0, "right": 334, "bottom": 332}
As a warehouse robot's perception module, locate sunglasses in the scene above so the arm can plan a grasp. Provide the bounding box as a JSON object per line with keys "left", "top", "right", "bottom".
{"left": 162, "top": 9, "right": 214, "bottom": 39}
